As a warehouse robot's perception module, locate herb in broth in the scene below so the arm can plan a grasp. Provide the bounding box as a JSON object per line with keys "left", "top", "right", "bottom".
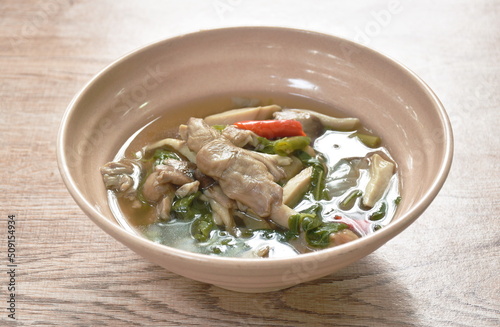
{"left": 100, "top": 103, "right": 401, "bottom": 258}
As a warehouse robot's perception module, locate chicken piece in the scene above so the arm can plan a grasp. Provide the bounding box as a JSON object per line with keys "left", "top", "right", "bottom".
{"left": 142, "top": 172, "right": 174, "bottom": 203}
{"left": 155, "top": 159, "right": 195, "bottom": 186}
{"left": 186, "top": 118, "right": 297, "bottom": 228}
{"left": 100, "top": 159, "right": 142, "bottom": 205}
{"left": 196, "top": 138, "right": 282, "bottom": 218}
{"left": 178, "top": 124, "right": 188, "bottom": 140}
{"left": 185, "top": 117, "right": 220, "bottom": 153}
{"left": 245, "top": 151, "right": 290, "bottom": 182}
{"left": 100, "top": 159, "right": 137, "bottom": 193}
{"left": 193, "top": 169, "right": 216, "bottom": 189}
{"left": 221, "top": 125, "right": 259, "bottom": 148}
{"left": 157, "top": 189, "right": 176, "bottom": 220}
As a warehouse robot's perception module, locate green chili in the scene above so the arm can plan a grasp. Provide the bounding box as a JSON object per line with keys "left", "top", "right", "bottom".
{"left": 339, "top": 189, "right": 363, "bottom": 210}
{"left": 369, "top": 202, "right": 387, "bottom": 221}
{"left": 351, "top": 132, "right": 381, "bottom": 148}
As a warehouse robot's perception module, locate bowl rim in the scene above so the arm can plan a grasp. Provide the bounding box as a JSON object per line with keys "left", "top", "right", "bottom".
{"left": 56, "top": 26, "right": 454, "bottom": 267}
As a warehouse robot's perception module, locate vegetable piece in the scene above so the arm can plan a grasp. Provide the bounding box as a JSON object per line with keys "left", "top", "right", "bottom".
{"left": 351, "top": 132, "right": 381, "bottom": 148}
{"left": 233, "top": 120, "right": 306, "bottom": 139}
{"left": 171, "top": 191, "right": 211, "bottom": 221}
{"left": 151, "top": 148, "right": 182, "bottom": 166}
{"left": 288, "top": 204, "right": 353, "bottom": 248}
{"left": 144, "top": 139, "right": 197, "bottom": 163}
{"left": 287, "top": 109, "right": 360, "bottom": 131}
{"left": 362, "top": 153, "right": 395, "bottom": 208}
{"left": 191, "top": 214, "right": 216, "bottom": 242}
{"left": 282, "top": 167, "right": 313, "bottom": 207}
{"left": 273, "top": 136, "right": 311, "bottom": 156}
{"left": 339, "top": 189, "right": 363, "bottom": 210}
{"left": 305, "top": 222, "right": 349, "bottom": 248}
{"left": 288, "top": 204, "right": 323, "bottom": 235}
{"left": 296, "top": 151, "right": 329, "bottom": 201}
{"left": 205, "top": 192, "right": 235, "bottom": 230}
{"left": 254, "top": 136, "right": 277, "bottom": 154}
{"left": 254, "top": 136, "right": 311, "bottom": 156}
{"left": 271, "top": 204, "right": 298, "bottom": 229}
{"left": 140, "top": 172, "right": 175, "bottom": 203}
{"left": 288, "top": 212, "right": 322, "bottom": 235}
{"left": 204, "top": 104, "right": 282, "bottom": 125}
{"left": 369, "top": 202, "right": 387, "bottom": 221}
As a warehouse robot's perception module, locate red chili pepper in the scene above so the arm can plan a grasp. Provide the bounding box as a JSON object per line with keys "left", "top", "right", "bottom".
{"left": 233, "top": 120, "right": 306, "bottom": 139}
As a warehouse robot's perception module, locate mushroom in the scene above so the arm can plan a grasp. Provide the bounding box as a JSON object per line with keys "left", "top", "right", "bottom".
{"left": 362, "top": 153, "right": 395, "bottom": 208}
{"left": 282, "top": 166, "right": 313, "bottom": 207}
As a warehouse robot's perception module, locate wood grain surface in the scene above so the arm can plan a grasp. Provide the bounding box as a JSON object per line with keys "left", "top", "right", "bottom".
{"left": 1, "top": 1, "right": 498, "bottom": 326}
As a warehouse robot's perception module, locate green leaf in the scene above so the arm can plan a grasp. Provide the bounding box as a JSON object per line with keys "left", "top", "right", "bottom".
{"left": 296, "top": 151, "right": 329, "bottom": 201}
{"left": 305, "top": 222, "right": 349, "bottom": 248}
{"left": 255, "top": 136, "right": 311, "bottom": 156}
{"left": 254, "top": 136, "right": 277, "bottom": 154}
{"left": 288, "top": 204, "right": 323, "bottom": 235}
{"left": 172, "top": 192, "right": 211, "bottom": 220}
{"left": 273, "top": 136, "right": 311, "bottom": 156}
{"left": 191, "top": 214, "right": 215, "bottom": 242}
{"left": 152, "top": 148, "right": 182, "bottom": 166}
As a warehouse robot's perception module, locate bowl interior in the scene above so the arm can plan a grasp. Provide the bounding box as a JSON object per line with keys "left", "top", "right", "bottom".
{"left": 58, "top": 28, "right": 453, "bottom": 286}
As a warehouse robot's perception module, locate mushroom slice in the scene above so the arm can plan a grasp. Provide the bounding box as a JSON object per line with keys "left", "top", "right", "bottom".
{"left": 203, "top": 185, "right": 235, "bottom": 230}
{"left": 175, "top": 181, "right": 200, "bottom": 198}
{"left": 270, "top": 204, "right": 297, "bottom": 229}
{"left": 362, "top": 153, "right": 395, "bottom": 208}
{"left": 282, "top": 167, "right": 313, "bottom": 207}
{"left": 204, "top": 104, "right": 282, "bottom": 125}
{"left": 284, "top": 108, "right": 360, "bottom": 131}
{"left": 157, "top": 189, "right": 176, "bottom": 220}
{"left": 144, "top": 138, "right": 197, "bottom": 163}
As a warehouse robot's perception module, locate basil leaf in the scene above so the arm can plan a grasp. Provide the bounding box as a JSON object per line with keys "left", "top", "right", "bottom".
{"left": 305, "top": 222, "right": 349, "bottom": 248}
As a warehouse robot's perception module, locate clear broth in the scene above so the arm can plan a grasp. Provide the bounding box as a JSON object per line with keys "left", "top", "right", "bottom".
{"left": 108, "top": 93, "right": 400, "bottom": 257}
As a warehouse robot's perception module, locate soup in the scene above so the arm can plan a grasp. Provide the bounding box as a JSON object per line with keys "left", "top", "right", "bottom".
{"left": 100, "top": 97, "right": 400, "bottom": 258}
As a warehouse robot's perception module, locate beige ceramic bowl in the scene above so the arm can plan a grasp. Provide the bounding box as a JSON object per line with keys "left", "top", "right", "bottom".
{"left": 57, "top": 27, "right": 453, "bottom": 293}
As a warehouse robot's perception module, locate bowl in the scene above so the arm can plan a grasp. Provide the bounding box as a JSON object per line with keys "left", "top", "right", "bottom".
{"left": 57, "top": 27, "right": 453, "bottom": 293}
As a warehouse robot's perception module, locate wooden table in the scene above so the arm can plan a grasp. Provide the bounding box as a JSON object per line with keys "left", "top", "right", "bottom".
{"left": 1, "top": 1, "right": 498, "bottom": 326}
